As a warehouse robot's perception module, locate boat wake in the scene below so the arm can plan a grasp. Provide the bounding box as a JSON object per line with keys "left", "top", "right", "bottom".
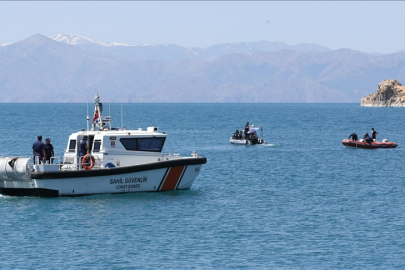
{"left": 261, "top": 143, "right": 275, "bottom": 147}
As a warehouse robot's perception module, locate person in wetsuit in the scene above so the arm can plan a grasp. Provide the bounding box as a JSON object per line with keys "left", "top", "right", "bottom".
{"left": 348, "top": 133, "right": 358, "bottom": 141}
{"left": 244, "top": 122, "right": 250, "bottom": 140}
{"left": 233, "top": 130, "right": 240, "bottom": 139}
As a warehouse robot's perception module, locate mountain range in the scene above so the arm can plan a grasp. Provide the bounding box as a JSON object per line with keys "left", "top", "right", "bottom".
{"left": 1, "top": 33, "right": 405, "bottom": 103}
{"left": 49, "top": 33, "right": 332, "bottom": 62}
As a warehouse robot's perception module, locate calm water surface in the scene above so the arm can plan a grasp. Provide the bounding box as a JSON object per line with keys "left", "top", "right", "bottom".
{"left": 1, "top": 103, "right": 405, "bottom": 269}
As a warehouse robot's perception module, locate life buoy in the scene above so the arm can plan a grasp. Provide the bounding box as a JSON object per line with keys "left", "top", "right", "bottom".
{"left": 82, "top": 154, "right": 95, "bottom": 170}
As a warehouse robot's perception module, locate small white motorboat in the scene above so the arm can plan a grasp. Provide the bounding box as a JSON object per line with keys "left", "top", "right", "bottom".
{"left": 229, "top": 125, "right": 266, "bottom": 145}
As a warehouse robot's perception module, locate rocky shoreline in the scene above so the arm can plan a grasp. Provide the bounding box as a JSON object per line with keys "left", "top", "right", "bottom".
{"left": 361, "top": 79, "right": 405, "bottom": 107}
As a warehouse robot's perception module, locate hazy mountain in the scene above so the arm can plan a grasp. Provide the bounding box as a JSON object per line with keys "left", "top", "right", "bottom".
{"left": 49, "top": 33, "right": 332, "bottom": 62}
{"left": 50, "top": 33, "right": 133, "bottom": 47}
{"left": 1, "top": 34, "right": 405, "bottom": 103}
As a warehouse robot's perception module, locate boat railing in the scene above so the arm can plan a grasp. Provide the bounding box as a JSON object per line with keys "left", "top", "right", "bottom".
{"left": 165, "top": 153, "right": 181, "bottom": 157}
{"left": 40, "top": 155, "right": 103, "bottom": 171}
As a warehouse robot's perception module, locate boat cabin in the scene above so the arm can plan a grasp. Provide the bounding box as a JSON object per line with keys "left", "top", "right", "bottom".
{"left": 63, "top": 127, "right": 168, "bottom": 169}
{"left": 60, "top": 92, "right": 169, "bottom": 169}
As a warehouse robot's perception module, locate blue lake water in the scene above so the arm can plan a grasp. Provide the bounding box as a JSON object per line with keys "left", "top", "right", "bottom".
{"left": 1, "top": 103, "right": 405, "bottom": 269}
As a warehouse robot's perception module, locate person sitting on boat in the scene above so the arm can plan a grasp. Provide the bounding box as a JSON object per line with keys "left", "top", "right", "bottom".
{"left": 363, "top": 133, "right": 372, "bottom": 143}
{"left": 371, "top": 128, "right": 378, "bottom": 142}
{"left": 348, "top": 133, "right": 358, "bottom": 141}
{"left": 32, "top": 135, "right": 46, "bottom": 164}
{"left": 232, "top": 130, "right": 240, "bottom": 140}
{"left": 79, "top": 136, "right": 89, "bottom": 157}
{"left": 244, "top": 122, "right": 250, "bottom": 139}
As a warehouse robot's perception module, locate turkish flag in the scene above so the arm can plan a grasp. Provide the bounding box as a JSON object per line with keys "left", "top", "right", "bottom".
{"left": 92, "top": 110, "right": 99, "bottom": 122}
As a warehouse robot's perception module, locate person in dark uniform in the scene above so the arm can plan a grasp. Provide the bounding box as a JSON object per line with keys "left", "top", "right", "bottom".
{"left": 371, "top": 128, "right": 378, "bottom": 141}
{"left": 80, "top": 136, "right": 89, "bottom": 157}
{"left": 244, "top": 122, "right": 250, "bottom": 139}
{"left": 44, "top": 138, "right": 54, "bottom": 164}
{"left": 32, "top": 135, "right": 46, "bottom": 164}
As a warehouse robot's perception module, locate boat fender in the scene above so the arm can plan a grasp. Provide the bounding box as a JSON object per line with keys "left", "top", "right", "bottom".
{"left": 82, "top": 154, "right": 95, "bottom": 170}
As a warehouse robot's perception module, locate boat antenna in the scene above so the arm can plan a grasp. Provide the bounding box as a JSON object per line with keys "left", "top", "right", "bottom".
{"left": 121, "top": 104, "right": 123, "bottom": 130}
{"left": 86, "top": 101, "right": 89, "bottom": 131}
{"left": 109, "top": 99, "right": 111, "bottom": 127}
{"left": 260, "top": 124, "right": 264, "bottom": 140}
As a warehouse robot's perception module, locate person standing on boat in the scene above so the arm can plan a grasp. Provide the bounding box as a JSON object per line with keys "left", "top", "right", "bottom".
{"left": 44, "top": 138, "right": 54, "bottom": 164}
{"left": 32, "top": 135, "right": 46, "bottom": 164}
{"left": 244, "top": 122, "right": 250, "bottom": 140}
{"left": 80, "top": 136, "right": 89, "bottom": 157}
{"left": 371, "top": 128, "right": 378, "bottom": 141}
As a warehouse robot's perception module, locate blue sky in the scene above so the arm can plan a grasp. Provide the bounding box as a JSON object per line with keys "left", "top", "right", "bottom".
{"left": 1, "top": 1, "right": 404, "bottom": 54}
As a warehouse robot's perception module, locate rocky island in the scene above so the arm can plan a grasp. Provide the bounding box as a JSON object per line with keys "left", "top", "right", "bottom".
{"left": 361, "top": 79, "right": 405, "bottom": 107}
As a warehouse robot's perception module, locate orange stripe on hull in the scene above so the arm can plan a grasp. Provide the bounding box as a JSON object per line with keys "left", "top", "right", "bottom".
{"left": 160, "top": 166, "right": 185, "bottom": 191}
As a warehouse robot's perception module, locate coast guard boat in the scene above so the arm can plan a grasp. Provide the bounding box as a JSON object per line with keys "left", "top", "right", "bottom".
{"left": 0, "top": 93, "right": 206, "bottom": 197}
{"left": 229, "top": 125, "right": 266, "bottom": 145}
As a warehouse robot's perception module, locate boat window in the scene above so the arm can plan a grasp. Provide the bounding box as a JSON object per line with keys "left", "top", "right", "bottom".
{"left": 120, "top": 138, "right": 137, "bottom": 151}
{"left": 119, "top": 138, "right": 165, "bottom": 152}
{"left": 68, "top": 140, "right": 76, "bottom": 152}
{"left": 137, "top": 138, "right": 165, "bottom": 152}
{"left": 93, "top": 140, "right": 101, "bottom": 152}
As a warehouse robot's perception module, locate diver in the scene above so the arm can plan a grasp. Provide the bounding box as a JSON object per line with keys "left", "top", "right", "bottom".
{"left": 244, "top": 122, "right": 250, "bottom": 139}
{"left": 348, "top": 133, "right": 358, "bottom": 141}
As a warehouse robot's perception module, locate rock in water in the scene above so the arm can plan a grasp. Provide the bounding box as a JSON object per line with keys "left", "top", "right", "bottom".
{"left": 361, "top": 79, "right": 405, "bottom": 107}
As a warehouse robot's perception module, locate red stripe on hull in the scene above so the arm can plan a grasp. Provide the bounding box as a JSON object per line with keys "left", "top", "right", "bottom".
{"left": 160, "top": 166, "right": 185, "bottom": 191}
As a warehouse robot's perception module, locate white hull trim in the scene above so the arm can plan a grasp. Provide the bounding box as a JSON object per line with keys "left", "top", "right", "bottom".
{"left": 230, "top": 138, "right": 252, "bottom": 145}
{"left": 0, "top": 158, "right": 206, "bottom": 196}
{"left": 229, "top": 138, "right": 266, "bottom": 145}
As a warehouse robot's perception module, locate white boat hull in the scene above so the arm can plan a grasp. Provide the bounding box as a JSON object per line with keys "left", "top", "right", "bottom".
{"left": 0, "top": 158, "right": 206, "bottom": 196}
{"left": 229, "top": 137, "right": 266, "bottom": 145}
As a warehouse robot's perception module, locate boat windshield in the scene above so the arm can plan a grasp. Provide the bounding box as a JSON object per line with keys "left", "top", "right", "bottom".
{"left": 120, "top": 137, "right": 165, "bottom": 152}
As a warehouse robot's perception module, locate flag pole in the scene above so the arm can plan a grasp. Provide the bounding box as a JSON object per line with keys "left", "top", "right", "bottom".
{"left": 86, "top": 100, "right": 89, "bottom": 131}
